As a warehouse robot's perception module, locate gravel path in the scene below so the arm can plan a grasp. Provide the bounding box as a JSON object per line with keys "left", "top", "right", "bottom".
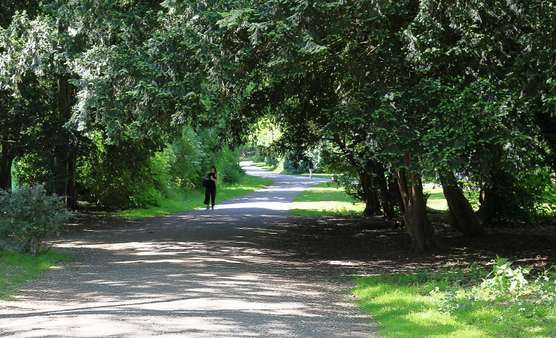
{"left": 0, "top": 163, "right": 377, "bottom": 338}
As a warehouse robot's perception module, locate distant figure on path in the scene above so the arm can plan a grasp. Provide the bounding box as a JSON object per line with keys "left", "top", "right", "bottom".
{"left": 308, "top": 160, "right": 314, "bottom": 179}
{"left": 203, "top": 166, "right": 217, "bottom": 210}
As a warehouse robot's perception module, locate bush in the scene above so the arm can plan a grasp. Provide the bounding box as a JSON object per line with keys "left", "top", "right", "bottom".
{"left": 0, "top": 185, "right": 70, "bottom": 255}
{"left": 438, "top": 257, "right": 556, "bottom": 314}
{"left": 167, "top": 126, "right": 207, "bottom": 190}
{"left": 214, "top": 146, "right": 243, "bottom": 183}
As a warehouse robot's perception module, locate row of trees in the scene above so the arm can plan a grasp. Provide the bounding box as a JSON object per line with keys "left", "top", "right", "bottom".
{"left": 209, "top": 0, "right": 556, "bottom": 251}
{"left": 2, "top": 1, "right": 555, "bottom": 251}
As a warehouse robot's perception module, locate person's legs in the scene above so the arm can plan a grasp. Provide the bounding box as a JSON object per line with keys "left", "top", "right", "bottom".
{"left": 204, "top": 188, "right": 210, "bottom": 209}
{"left": 210, "top": 187, "right": 216, "bottom": 209}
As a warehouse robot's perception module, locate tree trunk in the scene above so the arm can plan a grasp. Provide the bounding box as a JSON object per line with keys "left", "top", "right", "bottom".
{"left": 389, "top": 174, "right": 404, "bottom": 214}
{"left": 0, "top": 142, "right": 13, "bottom": 191}
{"left": 375, "top": 165, "right": 396, "bottom": 218}
{"left": 361, "top": 172, "right": 381, "bottom": 216}
{"left": 439, "top": 171, "right": 483, "bottom": 236}
{"left": 56, "top": 74, "right": 78, "bottom": 209}
{"left": 66, "top": 149, "right": 77, "bottom": 209}
{"left": 397, "top": 165, "right": 434, "bottom": 252}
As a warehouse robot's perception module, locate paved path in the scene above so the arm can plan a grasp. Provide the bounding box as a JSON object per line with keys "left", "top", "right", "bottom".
{"left": 0, "top": 163, "right": 376, "bottom": 337}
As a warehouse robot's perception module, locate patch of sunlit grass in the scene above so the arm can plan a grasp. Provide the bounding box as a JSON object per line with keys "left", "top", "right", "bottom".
{"left": 424, "top": 186, "right": 449, "bottom": 211}
{"left": 0, "top": 250, "right": 70, "bottom": 299}
{"left": 354, "top": 272, "right": 556, "bottom": 337}
{"left": 290, "top": 182, "right": 364, "bottom": 217}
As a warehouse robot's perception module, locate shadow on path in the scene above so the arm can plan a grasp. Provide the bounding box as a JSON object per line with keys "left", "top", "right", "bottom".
{"left": 0, "top": 162, "right": 376, "bottom": 338}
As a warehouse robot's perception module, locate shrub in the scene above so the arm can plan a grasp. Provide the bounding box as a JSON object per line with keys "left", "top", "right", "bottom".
{"left": 215, "top": 146, "right": 243, "bottom": 183}
{"left": 438, "top": 257, "right": 556, "bottom": 313}
{"left": 167, "top": 126, "right": 207, "bottom": 189}
{"left": 0, "top": 185, "right": 70, "bottom": 255}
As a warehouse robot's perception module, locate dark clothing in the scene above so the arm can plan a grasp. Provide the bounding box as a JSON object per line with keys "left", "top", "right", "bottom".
{"left": 204, "top": 185, "right": 216, "bottom": 206}
{"left": 204, "top": 172, "right": 217, "bottom": 206}
{"left": 206, "top": 173, "right": 216, "bottom": 188}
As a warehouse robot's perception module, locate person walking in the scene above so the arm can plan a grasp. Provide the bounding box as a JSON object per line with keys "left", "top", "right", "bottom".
{"left": 203, "top": 166, "right": 217, "bottom": 210}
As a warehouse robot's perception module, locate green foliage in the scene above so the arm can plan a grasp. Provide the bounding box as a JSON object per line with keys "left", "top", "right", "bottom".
{"left": 117, "top": 174, "right": 272, "bottom": 219}
{"left": 0, "top": 250, "right": 69, "bottom": 299}
{"left": 75, "top": 125, "right": 243, "bottom": 210}
{"left": 77, "top": 140, "right": 161, "bottom": 209}
{"left": 354, "top": 260, "right": 556, "bottom": 337}
{"left": 3, "top": 0, "right": 556, "bottom": 233}
{"left": 0, "top": 185, "right": 70, "bottom": 255}
{"left": 214, "top": 146, "right": 243, "bottom": 183}
{"left": 469, "top": 257, "right": 553, "bottom": 303}
{"left": 167, "top": 127, "right": 206, "bottom": 190}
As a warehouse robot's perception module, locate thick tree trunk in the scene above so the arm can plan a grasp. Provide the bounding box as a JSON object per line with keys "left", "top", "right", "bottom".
{"left": 397, "top": 163, "right": 434, "bottom": 252}
{"left": 440, "top": 171, "right": 483, "bottom": 236}
{"left": 0, "top": 143, "right": 13, "bottom": 191}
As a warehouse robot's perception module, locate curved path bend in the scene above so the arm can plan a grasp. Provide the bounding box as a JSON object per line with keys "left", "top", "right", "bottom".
{"left": 0, "top": 163, "right": 376, "bottom": 338}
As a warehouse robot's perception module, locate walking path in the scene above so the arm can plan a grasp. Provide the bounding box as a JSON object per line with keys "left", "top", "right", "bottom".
{"left": 0, "top": 163, "right": 376, "bottom": 337}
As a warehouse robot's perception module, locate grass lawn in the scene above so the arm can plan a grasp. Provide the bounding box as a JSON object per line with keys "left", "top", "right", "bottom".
{"left": 424, "top": 186, "right": 480, "bottom": 212}
{"left": 290, "top": 182, "right": 365, "bottom": 217}
{"left": 0, "top": 250, "right": 69, "bottom": 299}
{"left": 117, "top": 174, "right": 273, "bottom": 219}
{"left": 424, "top": 186, "right": 449, "bottom": 211}
{"left": 354, "top": 270, "right": 556, "bottom": 338}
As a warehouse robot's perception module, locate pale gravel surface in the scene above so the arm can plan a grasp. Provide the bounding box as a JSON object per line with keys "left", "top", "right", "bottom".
{"left": 0, "top": 162, "right": 377, "bottom": 338}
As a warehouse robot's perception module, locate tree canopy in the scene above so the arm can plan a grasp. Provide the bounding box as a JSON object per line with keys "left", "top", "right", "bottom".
{"left": 1, "top": 0, "right": 555, "bottom": 252}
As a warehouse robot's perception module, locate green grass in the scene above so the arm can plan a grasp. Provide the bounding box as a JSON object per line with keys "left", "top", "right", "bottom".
{"left": 354, "top": 271, "right": 556, "bottom": 338}
{"left": 424, "top": 186, "right": 480, "bottom": 212}
{"left": 251, "top": 161, "right": 278, "bottom": 171}
{"left": 290, "top": 182, "right": 365, "bottom": 217}
{"left": 0, "top": 250, "right": 70, "bottom": 299}
{"left": 251, "top": 159, "right": 285, "bottom": 173}
{"left": 117, "top": 174, "right": 273, "bottom": 219}
{"left": 424, "top": 186, "right": 449, "bottom": 211}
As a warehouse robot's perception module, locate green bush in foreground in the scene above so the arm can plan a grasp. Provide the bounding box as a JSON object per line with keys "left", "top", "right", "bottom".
{"left": 0, "top": 185, "right": 70, "bottom": 255}
{"left": 354, "top": 258, "right": 556, "bottom": 337}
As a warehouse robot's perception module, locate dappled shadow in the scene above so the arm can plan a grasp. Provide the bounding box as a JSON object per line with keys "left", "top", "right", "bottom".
{"left": 0, "top": 232, "right": 373, "bottom": 337}
{"left": 6, "top": 162, "right": 552, "bottom": 336}
{"left": 0, "top": 163, "right": 373, "bottom": 337}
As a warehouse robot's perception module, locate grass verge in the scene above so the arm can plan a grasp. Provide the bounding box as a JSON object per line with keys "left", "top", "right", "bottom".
{"left": 290, "top": 182, "right": 364, "bottom": 217}
{"left": 354, "top": 268, "right": 556, "bottom": 337}
{"left": 0, "top": 250, "right": 70, "bottom": 299}
{"left": 117, "top": 174, "right": 273, "bottom": 219}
